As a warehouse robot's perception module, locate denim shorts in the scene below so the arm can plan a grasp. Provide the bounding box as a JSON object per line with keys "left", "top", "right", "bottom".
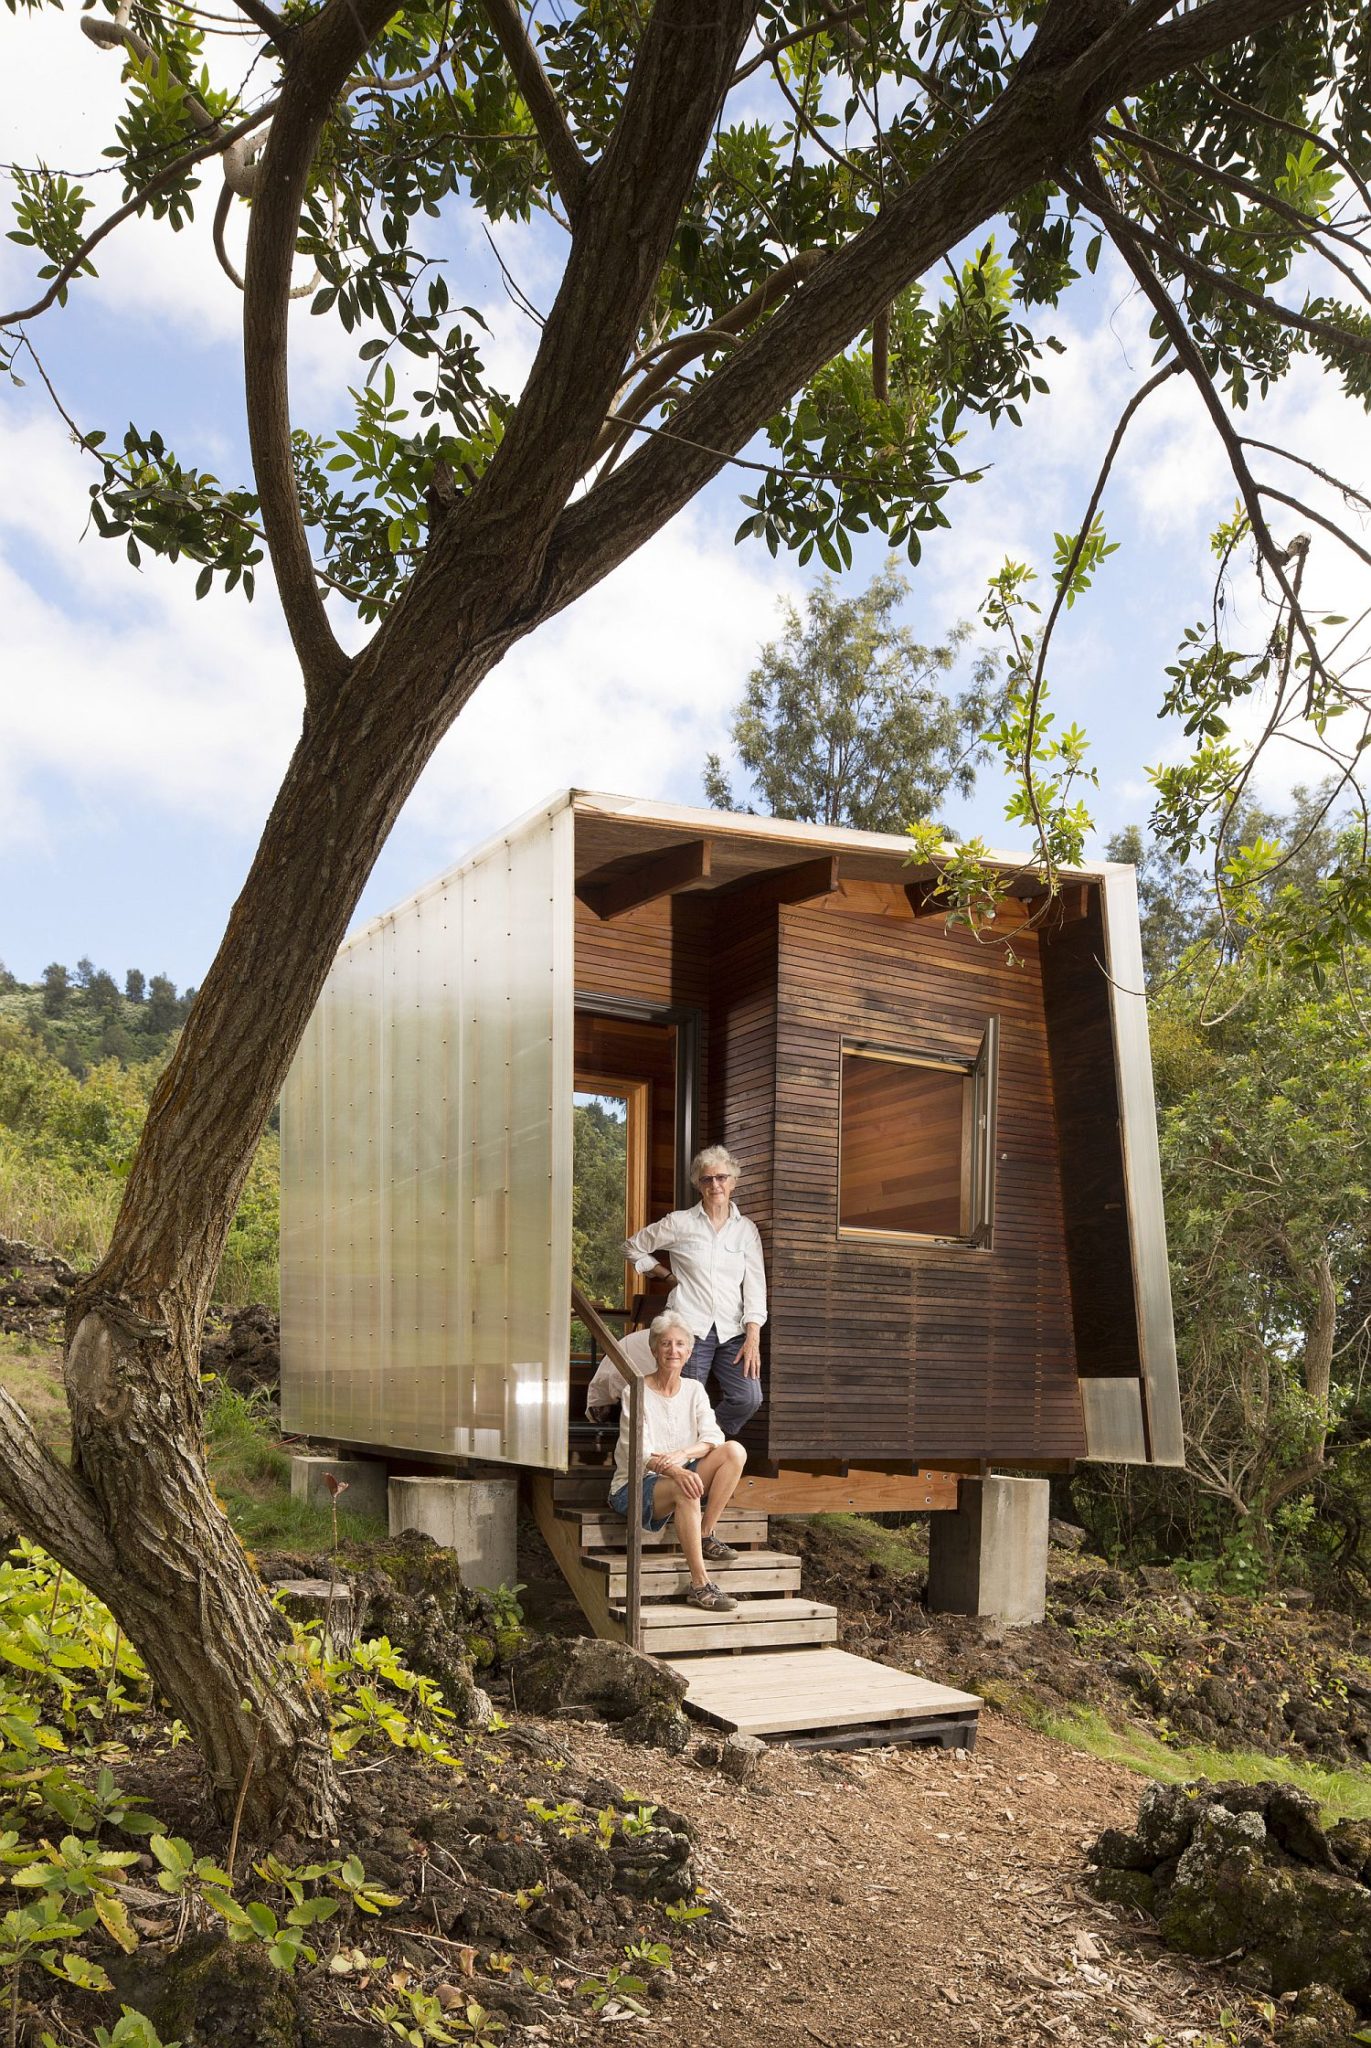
{"left": 609, "top": 1459, "right": 699, "bottom": 1532}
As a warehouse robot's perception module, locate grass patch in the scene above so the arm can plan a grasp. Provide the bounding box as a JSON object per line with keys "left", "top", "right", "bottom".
{"left": 1031, "top": 1702, "right": 1371, "bottom": 1824}
{"left": 788, "top": 1510, "right": 928, "bottom": 1576}
{"left": 204, "top": 1380, "right": 387, "bottom": 1550}
{"left": 0, "top": 1329, "right": 69, "bottom": 1457}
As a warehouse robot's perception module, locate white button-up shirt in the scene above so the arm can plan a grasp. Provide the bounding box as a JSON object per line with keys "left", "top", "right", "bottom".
{"left": 623, "top": 1201, "right": 767, "bottom": 1342}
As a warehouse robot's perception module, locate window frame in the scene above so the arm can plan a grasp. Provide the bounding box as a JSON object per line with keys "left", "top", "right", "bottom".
{"left": 836, "top": 1019, "right": 1000, "bottom": 1249}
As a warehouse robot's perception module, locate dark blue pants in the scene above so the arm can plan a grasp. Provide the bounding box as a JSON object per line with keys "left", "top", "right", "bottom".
{"left": 684, "top": 1324, "right": 763, "bottom": 1439}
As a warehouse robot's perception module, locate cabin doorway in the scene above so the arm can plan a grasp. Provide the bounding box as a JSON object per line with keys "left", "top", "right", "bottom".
{"left": 573, "top": 1006, "right": 692, "bottom": 1316}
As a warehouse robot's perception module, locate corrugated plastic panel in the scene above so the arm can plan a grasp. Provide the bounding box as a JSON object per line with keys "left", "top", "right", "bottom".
{"left": 280, "top": 798, "right": 574, "bottom": 1467}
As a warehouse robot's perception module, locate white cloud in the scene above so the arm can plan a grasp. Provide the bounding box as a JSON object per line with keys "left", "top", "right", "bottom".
{"left": 0, "top": 399, "right": 795, "bottom": 882}
{"left": 0, "top": 410, "right": 303, "bottom": 852}
{"left": 378, "top": 509, "right": 798, "bottom": 881}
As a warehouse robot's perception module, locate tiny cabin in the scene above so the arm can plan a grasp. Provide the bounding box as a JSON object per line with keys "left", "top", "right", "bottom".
{"left": 280, "top": 789, "right": 1183, "bottom": 1485}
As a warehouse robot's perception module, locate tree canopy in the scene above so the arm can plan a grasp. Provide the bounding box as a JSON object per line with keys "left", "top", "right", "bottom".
{"left": 704, "top": 563, "right": 998, "bottom": 831}
{"left": 1081, "top": 803, "right": 1371, "bottom": 1583}
{"left": 5, "top": 0, "right": 1371, "bottom": 1833}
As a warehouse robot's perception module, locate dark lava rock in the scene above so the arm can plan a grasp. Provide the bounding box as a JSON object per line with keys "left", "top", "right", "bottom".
{"left": 617, "top": 1700, "right": 692, "bottom": 1752}
{"left": 512, "top": 1636, "right": 689, "bottom": 1729}
{"left": 200, "top": 1303, "right": 280, "bottom": 1396}
{"left": 1087, "top": 1779, "right": 1371, "bottom": 2016}
{"left": 261, "top": 1531, "right": 494, "bottom": 1723}
{"left": 112, "top": 1932, "right": 300, "bottom": 2046}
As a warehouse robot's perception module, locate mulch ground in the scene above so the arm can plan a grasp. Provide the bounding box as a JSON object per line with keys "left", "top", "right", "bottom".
{"left": 552, "top": 1713, "right": 1257, "bottom": 2048}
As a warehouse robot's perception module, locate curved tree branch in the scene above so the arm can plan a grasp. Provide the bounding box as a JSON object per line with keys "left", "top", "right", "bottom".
{"left": 539, "top": 0, "right": 1317, "bottom": 621}
{"left": 730, "top": 3, "right": 866, "bottom": 87}
{"left": 479, "top": 0, "right": 590, "bottom": 220}
{"left": 1257, "top": 484, "right": 1371, "bottom": 572}
{"left": 585, "top": 249, "right": 822, "bottom": 472}
{"left": 243, "top": 0, "right": 398, "bottom": 704}
{"left": 1081, "top": 169, "right": 1371, "bottom": 361}
{"left": 231, "top": 0, "right": 290, "bottom": 49}
{"left": 465, "top": 0, "right": 760, "bottom": 543}
{"left": 1070, "top": 158, "right": 1335, "bottom": 708}
{"left": 0, "top": 103, "right": 275, "bottom": 326}
{"left": 1241, "top": 436, "right": 1371, "bottom": 519}
{"left": 0, "top": 1392, "right": 119, "bottom": 1590}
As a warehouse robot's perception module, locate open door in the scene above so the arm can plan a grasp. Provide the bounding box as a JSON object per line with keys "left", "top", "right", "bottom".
{"left": 571, "top": 1075, "right": 649, "bottom": 1314}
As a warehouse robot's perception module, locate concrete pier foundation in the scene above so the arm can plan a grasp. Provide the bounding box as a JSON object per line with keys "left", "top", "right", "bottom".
{"left": 926, "top": 1476, "right": 1050, "bottom": 1628}
{"left": 388, "top": 1476, "right": 519, "bottom": 1592}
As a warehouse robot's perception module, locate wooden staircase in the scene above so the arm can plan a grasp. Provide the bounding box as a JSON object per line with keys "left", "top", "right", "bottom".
{"left": 531, "top": 1465, "right": 980, "bottom": 1750}
{"left": 534, "top": 1467, "right": 840, "bottom": 1655}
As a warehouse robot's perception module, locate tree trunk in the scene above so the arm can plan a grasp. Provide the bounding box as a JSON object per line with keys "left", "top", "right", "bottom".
{"left": 0, "top": 597, "right": 520, "bottom": 1834}
{"left": 1263, "top": 1249, "right": 1340, "bottom": 1518}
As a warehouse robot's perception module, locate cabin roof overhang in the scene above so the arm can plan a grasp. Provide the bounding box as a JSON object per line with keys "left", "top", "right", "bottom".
{"left": 567, "top": 788, "right": 1121, "bottom": 900}
{"left": 342, "top": 788, "right": 1128, "bottom": 953}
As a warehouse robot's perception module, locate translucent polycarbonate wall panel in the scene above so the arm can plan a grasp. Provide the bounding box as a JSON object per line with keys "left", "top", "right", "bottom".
{"left": 279, "top": 798, "right": 575, "bottom": 1467}
{"left": 1094, "top": 865, "right": 1185, "bottom": 1468}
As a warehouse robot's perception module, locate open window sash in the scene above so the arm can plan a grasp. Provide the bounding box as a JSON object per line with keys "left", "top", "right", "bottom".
{"left": 969, "top": 1015, "right": 1000, "bottom": 1246}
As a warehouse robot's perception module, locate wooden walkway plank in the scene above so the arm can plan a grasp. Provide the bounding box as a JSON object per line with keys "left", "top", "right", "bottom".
{"left": 664, "top": 1646, "right": 981, "bottom": 1739}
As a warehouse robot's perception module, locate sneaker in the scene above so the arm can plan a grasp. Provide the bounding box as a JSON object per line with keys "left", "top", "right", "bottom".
{"left": 701, "top": 1534, "right": 739, "bottom": 1564}
{"left": 683, "top": 1580, "right": 738, "bottom": 1612}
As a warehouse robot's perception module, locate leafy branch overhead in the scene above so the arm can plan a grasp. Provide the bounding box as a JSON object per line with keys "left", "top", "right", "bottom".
{"left": 4, "top": 5, "right": 1371, "bottom": 874}
{"left": 7, "top": 0, "right": 1371, "bottom": 1839}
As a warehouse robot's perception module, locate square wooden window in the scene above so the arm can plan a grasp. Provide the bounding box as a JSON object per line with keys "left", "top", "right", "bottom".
{"left": 838, "top": 1022, "right": 999, "bottom": 1246}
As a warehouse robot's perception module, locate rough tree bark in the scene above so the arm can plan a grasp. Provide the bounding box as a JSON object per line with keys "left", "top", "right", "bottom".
{"left": 0, "top": 0, "right": 1324, "bottom": 1835}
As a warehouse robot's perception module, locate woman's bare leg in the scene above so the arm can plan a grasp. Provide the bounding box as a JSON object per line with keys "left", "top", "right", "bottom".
{"left": 695, "top": 1441, "right": 747, "bottom": 1538}
{"left": 650, "top": 1476, "right": 708, "bottom": 1587}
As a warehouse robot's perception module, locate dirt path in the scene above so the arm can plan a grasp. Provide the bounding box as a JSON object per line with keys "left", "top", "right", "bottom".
{"left": 561, "top": 1715, "right": 1247, "bottom": 2048}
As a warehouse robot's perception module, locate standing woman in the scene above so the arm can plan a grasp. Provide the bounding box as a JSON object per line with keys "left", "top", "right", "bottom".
{"left": 623, "top": 1144, "right": 766, "bottom": 1439}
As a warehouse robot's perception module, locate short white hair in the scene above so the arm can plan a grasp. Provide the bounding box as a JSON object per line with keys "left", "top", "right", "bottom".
{"left": 691, "top": 1144, "right": 740, "bottom": 1186}
{"left": 648, "top": 1309, "right": 694, "bottom": 1354}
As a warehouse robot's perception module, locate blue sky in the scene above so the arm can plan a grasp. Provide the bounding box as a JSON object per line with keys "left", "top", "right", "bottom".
{"left": 3, "top": 8, "right": 1365, "bottom": 991}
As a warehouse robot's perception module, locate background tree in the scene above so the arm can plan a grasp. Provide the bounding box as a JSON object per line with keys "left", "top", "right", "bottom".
{"left": 124, "top": 971, "right": 146, "bottom": 1006}
{"left": 144, "top": 976, "right": 180, "bottom": 1037}
{"left": 704, "top": 563, "right": 998, "bottom": 830}
{"left": 1080, "top": 803, "right": 1371, "bottom": 1586}
{"left": 571, "top": 1098, "right": 631, "bottom": 1308}
{"left": 39, "top": 965, "right": 69, "bottom": 1020}
{"left": 4, "top": 0, "right": 1371, "bottom": 1834}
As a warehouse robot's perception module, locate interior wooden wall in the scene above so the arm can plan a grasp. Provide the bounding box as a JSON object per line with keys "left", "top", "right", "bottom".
{"left": 838, "top": 1054, "right": 967, "bottom": 1237}
{"left": 1039, "top": 897, "right": 1143, "bottom": 1379}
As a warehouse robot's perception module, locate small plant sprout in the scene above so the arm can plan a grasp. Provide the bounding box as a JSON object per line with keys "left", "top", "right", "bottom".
{"left": 323, "top": 1471, "right": 349, "bottom": 1647}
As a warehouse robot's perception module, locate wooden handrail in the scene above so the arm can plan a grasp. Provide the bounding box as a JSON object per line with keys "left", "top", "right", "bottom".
{"left": 572, "top": 1282, "right": 646, "bottom": 1653}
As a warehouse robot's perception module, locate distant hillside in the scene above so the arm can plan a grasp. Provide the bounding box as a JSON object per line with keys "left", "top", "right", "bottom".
{"left": 0, "top": 968, "right": 277, "bottom": 1303}
{"left": 0, "top": 957, "right": 196, "bottom": 1076}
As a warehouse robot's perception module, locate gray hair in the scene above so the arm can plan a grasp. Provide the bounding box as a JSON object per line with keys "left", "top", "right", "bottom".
{"left": 648, "top": 1309, "right": 694, "bottom": 1355}
{"left": 691, "top": 1144, "right": 741, "bottom": 1187}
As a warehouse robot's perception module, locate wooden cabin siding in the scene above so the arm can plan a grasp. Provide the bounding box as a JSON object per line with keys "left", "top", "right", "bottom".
{"left": 763, "top": 905, "right": 1087, "bottom": 1465}
{"left": 1039, "top": 898, "right": 1143, "bottom": 1380}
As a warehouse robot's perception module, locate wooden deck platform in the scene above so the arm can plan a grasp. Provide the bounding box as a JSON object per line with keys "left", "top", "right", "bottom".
{"left": 665, "top": 1647, "right": 982, "bottom": 1750}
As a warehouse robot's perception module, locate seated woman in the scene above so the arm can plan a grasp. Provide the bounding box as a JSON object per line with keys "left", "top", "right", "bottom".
{"left": 608, "top": 1309, "right": 748, "bottom": 1613}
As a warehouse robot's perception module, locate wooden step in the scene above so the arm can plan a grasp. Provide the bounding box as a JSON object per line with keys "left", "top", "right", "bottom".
{"left": 552, "top": 1469, "right": 618, "bottom": 1506}
{"left": 586, "top": 1548, "right": 803, "bottom": 1599}
{"left": 614, "top": 1596, "right": 839, "bottom": 1655}
{"left": 563, "top": 1508, "right": 769, "bottom": 1552}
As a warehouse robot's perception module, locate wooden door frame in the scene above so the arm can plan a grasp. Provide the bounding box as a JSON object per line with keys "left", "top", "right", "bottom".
{"left": 572, "top": 1073, "right": 650, "bottom": 1312}
{"left": 574, "top": 994, "right": 701, "bottom": 1208}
